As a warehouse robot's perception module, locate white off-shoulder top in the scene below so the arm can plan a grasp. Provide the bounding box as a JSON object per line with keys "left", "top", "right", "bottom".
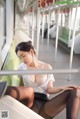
{"left": 18, "top": 63, "right": 55, "bottom": 97}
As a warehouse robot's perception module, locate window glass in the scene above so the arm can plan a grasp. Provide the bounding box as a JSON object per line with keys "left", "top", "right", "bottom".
{"left": 0, "top": 5, "right": 6, "bottom": 49}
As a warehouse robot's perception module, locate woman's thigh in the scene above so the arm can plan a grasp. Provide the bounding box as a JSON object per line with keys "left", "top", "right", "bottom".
{"left": 5, "top": 86, "right": 34, "bottom": 100}
{"left": 39, "top": 90, "right": 76, "bottom": 118}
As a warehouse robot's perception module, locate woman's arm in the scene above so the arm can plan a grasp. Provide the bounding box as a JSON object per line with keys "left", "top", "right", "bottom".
{"left": 46, "top": 81, "right": 80, "bottom": 94}
{"left": 45, "top": 64, "right": 80, "bottom": 94}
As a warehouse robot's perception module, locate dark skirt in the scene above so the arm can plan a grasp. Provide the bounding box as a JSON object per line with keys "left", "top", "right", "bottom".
{"left": 31, "top": 93, "right": 49, "bottom": 114}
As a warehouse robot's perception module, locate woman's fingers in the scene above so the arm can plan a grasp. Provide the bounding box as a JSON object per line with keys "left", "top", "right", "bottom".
{"left": 68, "top": 85, "right": 80, "bottom": 89}
{"left": 60, "top": 85, "right": 80, "bottom": 91}
{"left": 64, "top": 85, "right": 80, "bottom": 91}
{"left": 76, "top": 89, "right": 80, "bottom": 97}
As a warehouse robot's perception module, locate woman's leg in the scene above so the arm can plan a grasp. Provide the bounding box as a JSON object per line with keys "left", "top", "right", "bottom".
{"left": 69, "top": 89, "right": 80, "bottom": 119}
{"left": 5, "top": 86, "right": 34, "bottom": 108}
{"left": 39, "top": 89, "right": 80, "bottom": 119}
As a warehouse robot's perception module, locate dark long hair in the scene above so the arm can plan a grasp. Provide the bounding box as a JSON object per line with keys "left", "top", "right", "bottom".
{"left": 15, "top": 41, "right": 36, "bottom": 54}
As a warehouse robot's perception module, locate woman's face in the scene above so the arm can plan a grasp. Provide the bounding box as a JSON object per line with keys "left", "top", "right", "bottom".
{"left": 17, "top": 50, "right": 33, "bottom": 66}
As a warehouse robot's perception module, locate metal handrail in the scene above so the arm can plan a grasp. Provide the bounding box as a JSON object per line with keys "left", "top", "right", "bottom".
{"left": 0, "top": 68, "right": 80, "bottom": 76}
{"left": 14, "top": 28, "right": 37, "bottom": 31}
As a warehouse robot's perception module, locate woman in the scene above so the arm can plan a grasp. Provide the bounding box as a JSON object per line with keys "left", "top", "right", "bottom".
{"left": 15, "top": 41, "right": 80, "bottom": 119}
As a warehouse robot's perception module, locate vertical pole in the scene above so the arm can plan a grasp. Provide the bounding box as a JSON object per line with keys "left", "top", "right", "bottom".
{"left": 54, "top": 9, "right": 60, "bottom": 62}
{"left": 42, "top": 12, "right": 45, "bottom": 43}
{"left": 28, "top": 12, "right": 30, "bottom": 37}
{"left": 69, "top": 5, "right": 78, "bottom": 80}
{"left": 32, "top": 3, "right": 35, "bottom": 45}
{"left": 68, "top": 8, "right": 72, "bottom": 47}
{"left": 47, "top": 6, "right": 50, "bottom": 46}
{"left": 37, "top": 8, "right": 41, "bottom": 58}
{"left": 14, "top": 0, "right": 16, "bottom": 35}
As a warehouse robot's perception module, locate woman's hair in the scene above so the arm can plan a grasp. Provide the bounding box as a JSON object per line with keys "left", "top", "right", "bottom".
{"left": 15, "top": 41, "right": 36, "bottom": 54}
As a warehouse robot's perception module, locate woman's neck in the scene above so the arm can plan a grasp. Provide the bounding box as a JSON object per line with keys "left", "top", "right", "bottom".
{"left": 28, "top": 58, "right": 39, "bottom": 68}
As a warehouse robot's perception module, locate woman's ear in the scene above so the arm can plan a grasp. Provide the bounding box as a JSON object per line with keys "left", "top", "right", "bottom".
{"left": 30, "top": 49, "right": 34, "bottom": 56}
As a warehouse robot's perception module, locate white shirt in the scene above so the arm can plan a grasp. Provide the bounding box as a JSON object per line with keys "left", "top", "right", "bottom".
{"left": 49, "top": 25, "right": 57, "bottom": 38}
{"left": 18, "top": 63, "right": 55, "bottom": 97}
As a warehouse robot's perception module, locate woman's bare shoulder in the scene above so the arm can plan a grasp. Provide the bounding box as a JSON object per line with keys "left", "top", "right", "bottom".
{"left": 39, "top": 61, "right": 52, "bottom": 69}
{"left": 45, "top": 63, "right": 52, "bottom": 69}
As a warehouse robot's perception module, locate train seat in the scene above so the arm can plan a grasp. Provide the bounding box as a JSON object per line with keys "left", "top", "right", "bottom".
{"left": 0, "top": 95, "right": 44, "bottom": 119}
{"left": 58, "top": 26, "right": 69, "bottom": 45}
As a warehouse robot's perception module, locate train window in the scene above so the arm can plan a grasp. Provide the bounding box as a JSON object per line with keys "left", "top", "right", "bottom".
{"left": 71, "top": 7, "right": 80, "bottom": 31}
{"left": 60, "top": 9, "right": 70, "bottom": 28}
{"left": 61, "top": 12, "right": 65, "bottom": 27}
{"left": 0, "top": 5, "right": 6, "bottom": 49}
{"left": 77, "top": 7, "right": 80, "bottom": 31}
{"left": 79, "top": 18, "right": 80, "bottom": 30}
{"left": 65, "top": 13, "right": 69, "bottom": 28}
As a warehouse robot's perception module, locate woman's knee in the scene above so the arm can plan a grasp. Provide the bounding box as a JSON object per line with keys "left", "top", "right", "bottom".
{"left": 25, "top": 87, "right": 34, "bottom": 107}
{"left": 25, "top": 87, "right": 34, "bottom": 100}
{"left": 69, "top": 89, "right": 80, "bottom": 98}
{"left": 69, "top": 89, "right": 76, "bottom": 95}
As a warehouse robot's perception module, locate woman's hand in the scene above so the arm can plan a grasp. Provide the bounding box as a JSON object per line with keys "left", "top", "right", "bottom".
{"left": 60, "top": 85, "right": 80, "bottom": 91}
{"left": 57, "top": 85, "right": 80, "bottom": 98}
{"left": 76, "top": 88, "right": 80, "bottom": 97}
{"left": 47, "top": 81, "right": 80, "bottom": 94}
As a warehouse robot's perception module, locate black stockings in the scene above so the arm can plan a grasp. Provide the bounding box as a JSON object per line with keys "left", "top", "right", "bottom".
{"left": 32, "top": 90, "right": 79, "bottom": 119}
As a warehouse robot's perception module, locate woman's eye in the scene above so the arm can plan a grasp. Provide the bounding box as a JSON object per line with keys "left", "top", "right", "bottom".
{"left": 22, "top": 55, "right": 25, "bottom": 57}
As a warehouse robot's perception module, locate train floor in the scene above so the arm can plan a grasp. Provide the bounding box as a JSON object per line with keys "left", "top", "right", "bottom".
{"left": 39, "top": 37, "right": 80, "bottom": 78}
{"left": 37, "top": 37, "right": 80, "bottom": 119}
